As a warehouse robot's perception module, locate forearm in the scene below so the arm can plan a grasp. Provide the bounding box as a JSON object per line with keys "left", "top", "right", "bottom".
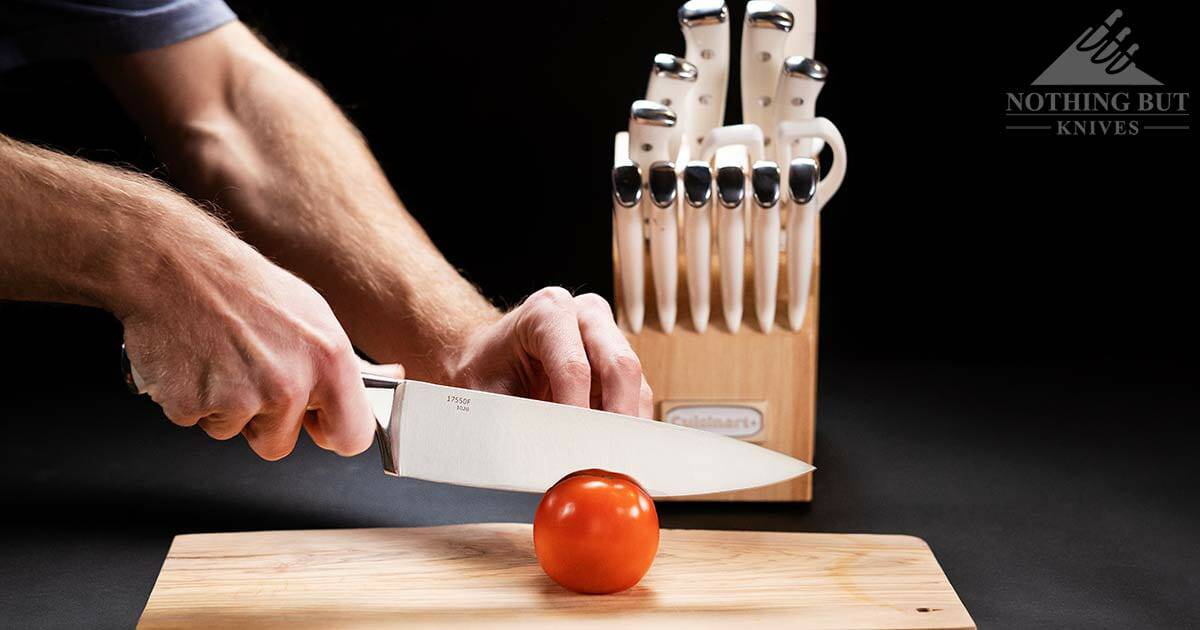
{"left": 0, "top": 134, "right": 250, "bottom": 318}
{"left": 94, "top": 23, "right": 498, "bottom": 381}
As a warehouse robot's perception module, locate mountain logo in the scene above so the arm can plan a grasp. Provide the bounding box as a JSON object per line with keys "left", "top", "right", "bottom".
{"left": 1033, "top": 9, "right": 1161, "bottom": 86}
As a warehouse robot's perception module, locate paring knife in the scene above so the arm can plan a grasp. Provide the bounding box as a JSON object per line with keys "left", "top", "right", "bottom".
{"left": 647, "top": 161, "right": 680, "bottom": 333}
{"left": 714, "top": 145, "right": 746, "bottom": 333}
{"left": 786, "top": 157, "right": 818, "bottom": 331}
{"left": 678, "top": 0, "right": 730, "bottom": 159}
{"left": 612, "top": 158, "right": 645, "bottom": 333}
{"left": 740, "top": 1, "right": 793, "bottom": 161}
{"left": 750, "top": 160, "right": 781, "bottom": 332}
{"left": 682, "top": 161, "right": 713, "bottom": 333}
{"left": 645, "top": 53, "right": 698, "bottom": 161}
{"left": 121, "top": 350, "right": 813, "bottom": 496}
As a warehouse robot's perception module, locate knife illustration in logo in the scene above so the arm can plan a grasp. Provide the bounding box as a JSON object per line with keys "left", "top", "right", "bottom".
{"left": 1033, "top": 9, "right": 1161, "bottom": 85}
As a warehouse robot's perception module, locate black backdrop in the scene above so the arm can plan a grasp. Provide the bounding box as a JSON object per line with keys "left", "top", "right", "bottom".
{"left": 0, "top": 0, "right": 1196, "bottom": 377}
{"left": 1, "top": 2, "right": 1198, "bottom": 627}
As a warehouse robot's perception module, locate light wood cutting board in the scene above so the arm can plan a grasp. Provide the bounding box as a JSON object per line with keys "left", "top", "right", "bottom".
{"left": 138, "top": 523, "right": 974, "bottom": 629}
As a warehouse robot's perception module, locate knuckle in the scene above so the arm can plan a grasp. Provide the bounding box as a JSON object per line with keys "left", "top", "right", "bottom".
{"left": 530, "top": 286, "right": 574, "bottom": 310}
{"left": 261, "top": 371, "right": 305, "bottom": 410}
{"left": 561, "top": 356, "right": 592, "bottom": 384}
{"left": 310, "top": 333, "right": 346, "bottom": 364}
{"left": 575, "top": 292, "right": 613, "bottom": 315}
{"left": 199, "top": 417, "right": 244, "bottom": 441}
{"left": 606, "top": 350, "right": 643, "bottom": 381}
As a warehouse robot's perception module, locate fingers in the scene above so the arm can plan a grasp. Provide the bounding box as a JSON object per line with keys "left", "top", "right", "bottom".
{"left": 517, "top": 287, "right": 592, "bottom": 408}
{"left": 307, "top": 342, "right": 377, "bottom": 456}
{"left": 574, "top": 293, "right": 646, "bottom": 417}
{"left": 241, "top": 394, "right": 308, "bottom": 461}
{"left": 639, "top": 376, "right": 655, "bottom": 419}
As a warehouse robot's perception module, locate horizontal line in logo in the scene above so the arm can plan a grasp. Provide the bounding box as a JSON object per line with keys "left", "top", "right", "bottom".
{"left": 1005, "top": 125, "right": 1053, "bottom": 130}
{"left": 1143, "top": 125, "right": 1190, "bottom": 130}
{"left": 1005, "top": 113, "right": 1190, "bottom": 117}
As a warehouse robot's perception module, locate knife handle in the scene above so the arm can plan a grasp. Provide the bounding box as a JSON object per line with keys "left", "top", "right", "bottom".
{"left": 121, "top": 344, "right": 401, "bottom": 472}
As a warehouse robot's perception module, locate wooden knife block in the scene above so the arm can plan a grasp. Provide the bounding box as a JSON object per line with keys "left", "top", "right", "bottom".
{"left": 613, "top": 222, "right": 820, "bottom": 502}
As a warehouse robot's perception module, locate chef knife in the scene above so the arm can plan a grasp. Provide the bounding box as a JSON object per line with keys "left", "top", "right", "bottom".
{"left": 647, "top": 161, "right": 680, "bottom": 333}
{"left": 682, "top": 161, "right": 713, "bottom": 332}
{"left": 740, "top": 1, "right": 793, "bottom": 161}
{"left": 645, "top": 53, "right": 698, "bottom": 161}
{"left": 678, "top": 0, "right": 730, "bottom": 159}
{"left": 122, "top": 349, "right": 813, "bottom": 497}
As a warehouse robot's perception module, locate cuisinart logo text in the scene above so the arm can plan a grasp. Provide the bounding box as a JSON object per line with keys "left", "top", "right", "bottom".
{"left": 664, "top": 404, "right": 763, "bottom": 439}
{"left": 1004, "top": 10, "right": 1191, "bottom": 136}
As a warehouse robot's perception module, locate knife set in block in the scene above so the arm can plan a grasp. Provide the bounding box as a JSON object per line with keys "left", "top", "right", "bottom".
{"left": 611, "top": 1, "right": 846, "bottom": 501}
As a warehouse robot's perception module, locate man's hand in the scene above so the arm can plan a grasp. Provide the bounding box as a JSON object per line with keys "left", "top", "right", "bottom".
{"left": 120, "top": 239, "right": 389, "bottom": 460}
{"left": 448, "top": 288, "right": 653, "bottom": 418}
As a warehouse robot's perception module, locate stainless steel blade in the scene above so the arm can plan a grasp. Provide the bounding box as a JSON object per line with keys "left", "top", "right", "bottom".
{"left": 370, "top": 380, "right": 812, "bottom": 497}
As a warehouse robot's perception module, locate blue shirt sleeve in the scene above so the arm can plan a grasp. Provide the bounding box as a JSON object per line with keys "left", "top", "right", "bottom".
{"left": 0, "top": 0, "right": 237, "bottom": 72}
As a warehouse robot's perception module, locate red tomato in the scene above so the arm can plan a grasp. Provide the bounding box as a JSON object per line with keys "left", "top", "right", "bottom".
{"left": 533, "top": 469, "right": 660, "bottom": 594}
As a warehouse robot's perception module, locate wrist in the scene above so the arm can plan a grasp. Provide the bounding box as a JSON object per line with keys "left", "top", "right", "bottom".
{"left": 103, "top": 202, "right": 260, "bottom": 322}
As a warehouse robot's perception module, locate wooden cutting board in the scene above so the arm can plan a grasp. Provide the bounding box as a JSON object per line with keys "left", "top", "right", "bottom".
{"left": 138, "top": 523, "right": 974, "bottom": 629}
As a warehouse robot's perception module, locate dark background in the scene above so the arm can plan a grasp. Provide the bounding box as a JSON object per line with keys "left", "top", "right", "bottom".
{"left": 1, "top": 1, "right": 1197, "bottom": 628}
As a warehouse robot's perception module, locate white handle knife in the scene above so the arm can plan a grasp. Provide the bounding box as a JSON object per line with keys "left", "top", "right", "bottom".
{"left": 714, "top": 145, "right": 746, "bottom": 333}
{"left": 122, "top": 350, "right": 813, "bottom": 497}
{"left": 645, "top": 53, "right": 698, "bottom": 161}
{"left": 682, "top": 161, "right": 713, "bottom": 333}
{"left": 625, "top": 101, "right": 678, "bottom": 332}
{"left": 777, "top": 0, "right": 816, "bottom": 61}
{"left": 750, "top": 160, "right": 781, "bottom": 332}
{"left": 776, "top": 116, "right": 845, "bottom": 211}
{"left": 774, "top": 55, "right": 828, "bottom": 159}
{"left": 678, "top": 0, "right": 730, "bottom": 159}
{"left": 740, "top": 1, "right": 793, "bottom": 161}
{"left": 785, "top": 157, "right": 818, "bottom": 331}
{"left": 647, "top": 161, "right": 680, "bottom": 333}
{"left": 612, "top": 158, "right": 645, "bottom": 333}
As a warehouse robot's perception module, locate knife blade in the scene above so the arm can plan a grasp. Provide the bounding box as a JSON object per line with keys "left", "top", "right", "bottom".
{"left": 367, "top": 378, "right": 812, "bottom": 497}
{"left": 120, "top": 350, "right": 813, "bottom": 496}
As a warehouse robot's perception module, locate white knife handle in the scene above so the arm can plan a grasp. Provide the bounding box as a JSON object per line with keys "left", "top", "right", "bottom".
{"left": 682, "top": 161, "right": 713, "bottom": 333}
{"left": 678, "top": 0, "right": 730, "bottom": 158}
{"left": 741, "top": 1, "right": 793, "bottom": 161}
{"left": 698, "top": 123, "right": 765, "bottom": 163}
{"left": 777, "top": 117, "right": 846, "bottom": 211}
{"left": 629, "top": 100, "right": 678, "bottom": 175}
{"left": 774, "top": 56, "right": 828, "bottom": 157}
{"left": 647, "top": 161, "right": 679, "bottom": 333}
{"left": 777, "top": 0, "right": 816, "bottom": 60}
{"left": 786, "top": 157, "right": 818, "bottom": 331}
{"left": 714, "top": 146, "right": 746, "bottom": 332}
{"left": 750, "top": 161, "right": 782, "bottom": 333}
{"left": 612, "top": 159, "right": 646, "bottom": 332}
{"left": 645, "top": 54, "right": 698, "bottom": 161}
